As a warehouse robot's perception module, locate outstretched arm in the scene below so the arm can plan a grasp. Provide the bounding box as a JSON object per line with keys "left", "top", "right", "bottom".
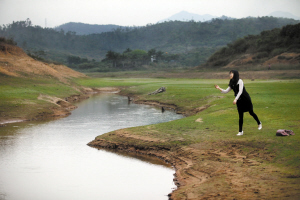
{"left": 215, "top": 85, "right": 231, "bottom": 93}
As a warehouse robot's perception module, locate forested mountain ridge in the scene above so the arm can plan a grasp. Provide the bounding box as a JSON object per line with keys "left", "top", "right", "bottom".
{"left": 202, "top": 23, "right": 300, "bottom": 69}
{"left": 54, "top": 22, "right": 133, "bottom": 35}
{"left": 0, "top": 17, "right": 299, "bottom": 70}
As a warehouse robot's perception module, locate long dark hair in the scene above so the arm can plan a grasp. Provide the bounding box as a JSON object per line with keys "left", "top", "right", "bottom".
{"left": 229, "top": 70, "right": 239, "bottom": 89}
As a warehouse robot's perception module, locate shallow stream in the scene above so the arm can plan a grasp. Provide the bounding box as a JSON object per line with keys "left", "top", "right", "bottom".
{"left": 0, "top": 94, "right": 183, "bottom": 200}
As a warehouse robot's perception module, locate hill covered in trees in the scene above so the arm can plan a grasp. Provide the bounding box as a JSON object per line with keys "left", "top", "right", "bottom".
{"left": 202, "top": 23, "right": 300, "bottom": 69}
{"left": 54, "top": 22, "right": 132, "bottom": 35}
{"left": 0, "top": 17, "right": 299, "bottom": 71}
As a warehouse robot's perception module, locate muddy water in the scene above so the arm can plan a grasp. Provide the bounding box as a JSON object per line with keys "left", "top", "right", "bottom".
{"left": 0, "top": 94, "right": 183, "bottom": 200}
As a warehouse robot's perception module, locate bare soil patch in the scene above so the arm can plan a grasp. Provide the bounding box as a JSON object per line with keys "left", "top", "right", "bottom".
{"left": 0, "top": 42, "right": 86, "bottom": 83}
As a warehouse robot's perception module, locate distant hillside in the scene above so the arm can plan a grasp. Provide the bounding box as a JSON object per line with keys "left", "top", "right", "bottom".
{"left": 0, "top": 17, "right": 299, "bottom": 70}
{"left": 202, "top": 23, "right": 300, "bottom": 69}
{"left": 57, "top": 11, "right": 233, "bottom": 35}
{"left": 158, "top": 11, "right": 235, "bottom": 23}
{"left": 54, "top": 11, "right": 299, "bottom": 35}
{"left": 54, "top": 22, "right": 132, "bottom": 35}
{"left": 268, "top": 11, "right": 300, "bottom": 20}
{"left": 158, "top": 11, "right": 218, "bottom": 22}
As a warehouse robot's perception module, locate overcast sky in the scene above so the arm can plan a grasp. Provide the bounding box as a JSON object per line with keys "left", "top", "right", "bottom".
{"left": 1, "top": 0, "right": 300, "bottom": 28}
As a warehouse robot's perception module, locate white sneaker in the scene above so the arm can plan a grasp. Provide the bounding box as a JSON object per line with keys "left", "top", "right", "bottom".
{"left": 237, "top": 131, "right": 243, "bottom": 136}
{"left": 258, "top": 122, "right": 262, "bottom": 130}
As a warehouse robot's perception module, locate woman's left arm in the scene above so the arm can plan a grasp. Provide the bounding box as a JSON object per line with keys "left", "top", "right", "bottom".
{"left": 233, "top": 79, "right": 244, "bottom": 105}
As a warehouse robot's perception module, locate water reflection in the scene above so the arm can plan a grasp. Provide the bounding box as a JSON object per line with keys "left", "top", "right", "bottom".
{"left": 0, "top": 94, "right": 182, "bottom": 200}
{"left": 100, "top": 148, "right": 172, "bottom": 168}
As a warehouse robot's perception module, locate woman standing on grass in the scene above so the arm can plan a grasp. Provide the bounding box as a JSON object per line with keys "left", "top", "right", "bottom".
{"left": 214, "top": 70, "right": 262, "bottom": 136}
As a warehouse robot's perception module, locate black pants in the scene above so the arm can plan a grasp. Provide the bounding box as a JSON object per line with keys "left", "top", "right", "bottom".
{"left": 238, "top": 110, "right": 260, "bottom": 132}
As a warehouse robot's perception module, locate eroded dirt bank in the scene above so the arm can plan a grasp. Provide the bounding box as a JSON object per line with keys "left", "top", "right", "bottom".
{"left": 88, "top": 122, "right": 300, "bottom": 199}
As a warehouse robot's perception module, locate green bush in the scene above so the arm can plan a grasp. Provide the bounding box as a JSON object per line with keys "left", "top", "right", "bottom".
{"left": 278, "top": 55, "right": 286, "bottom": 60}
{"left": 0, "top": 37, "right": 17, "bottom": 45}
{"left": 270, "top": 48, "right": 286, "bottom": 57}
{"left": 254, "top": 51, "right": 269, "bottom": 59}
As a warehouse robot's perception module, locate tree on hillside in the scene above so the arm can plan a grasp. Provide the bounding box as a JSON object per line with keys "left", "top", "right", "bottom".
{"left": 280, "top": 23, "right": 300, "bottom": 38}
{"left": 124, "top": 49, "right": 148, "bottom": 67}
{"left": 124, "top": 48, "right": 132, "bottom": 53}
{"left": 104, "top": 50, "right": 120, "bottom": 68}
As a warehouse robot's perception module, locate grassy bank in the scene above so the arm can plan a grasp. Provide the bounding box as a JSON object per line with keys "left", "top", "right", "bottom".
{"left": 0, "top": 74, "right": 81, "bottom": 122}
{"left": 79, "top": 77, "right": 300, "bottom": 167}
{"left": 79, "top": 77, "right": 300, "bottom": 199}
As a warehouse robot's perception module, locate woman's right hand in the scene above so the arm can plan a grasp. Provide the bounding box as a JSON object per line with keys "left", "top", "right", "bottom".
{"left": 214, "top": 85, "right": 220, "bottom": 89}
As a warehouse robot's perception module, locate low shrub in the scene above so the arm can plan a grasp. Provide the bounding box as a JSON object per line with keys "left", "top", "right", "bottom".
{"left": 254, "top": 51, "right": 269, "bottom": 59}
{"left": 270, "top": 48, "right": 286, "bottom": 57}
{"left": 278, "top": 55, "right": 286, "bottom": 60}
{"left": 0, "top": 37, "right": 17, "bottom": 45}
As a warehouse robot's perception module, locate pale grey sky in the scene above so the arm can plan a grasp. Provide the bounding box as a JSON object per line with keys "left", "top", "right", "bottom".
{"left": 1, "top": 0, "right": 300, "bottom": 27}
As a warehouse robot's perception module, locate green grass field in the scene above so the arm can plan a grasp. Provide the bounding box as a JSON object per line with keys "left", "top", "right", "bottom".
{"left": 0, "top": 74, "right": 80, "bottom": 120}
{"left": 1, "top": 73, "right": 299, "bottom": 172}
{"left": 77, "top": 77, "right": 300, "bottom": 171}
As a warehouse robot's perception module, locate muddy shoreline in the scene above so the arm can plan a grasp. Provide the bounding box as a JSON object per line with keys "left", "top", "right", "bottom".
{"left": 87, "top": 134, "right": 184, "bottom": 199}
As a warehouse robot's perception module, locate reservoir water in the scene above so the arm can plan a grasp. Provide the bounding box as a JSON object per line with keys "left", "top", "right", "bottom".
{"left": 0, "top": 94, "right": 183, "bottom": 200}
